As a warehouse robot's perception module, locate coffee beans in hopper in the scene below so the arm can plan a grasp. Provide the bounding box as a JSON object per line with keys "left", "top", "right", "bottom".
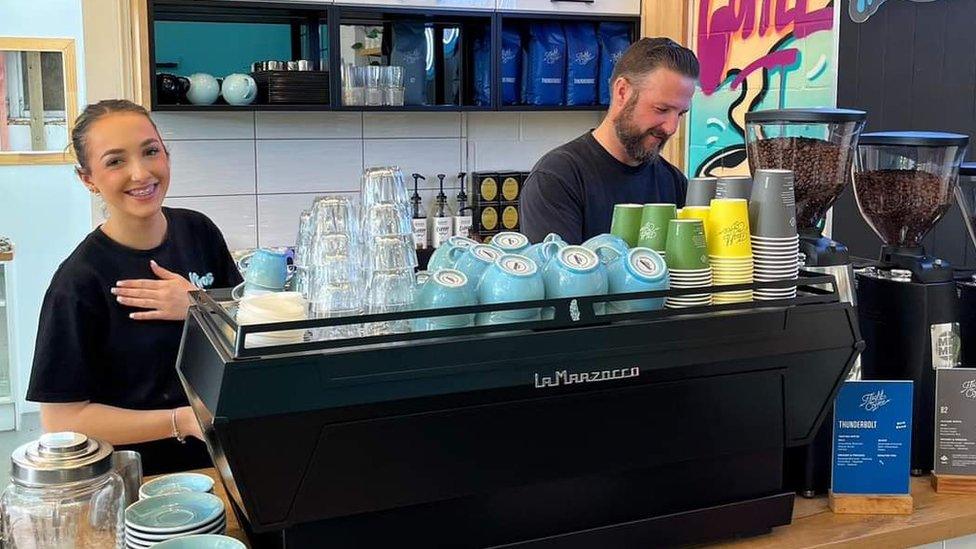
{"left": 854, "top": 169, "right": 949, "bottom": 246}
{"left": 748, "top": 137, "right": 849, "bottom": 230}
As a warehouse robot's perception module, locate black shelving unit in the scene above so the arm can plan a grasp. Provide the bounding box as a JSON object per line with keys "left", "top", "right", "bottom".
{"left": 146, "top": 0, "right": 638, "bottom": 113}
{"left": 495, "top": 11, "right": 638, "bottom": 111}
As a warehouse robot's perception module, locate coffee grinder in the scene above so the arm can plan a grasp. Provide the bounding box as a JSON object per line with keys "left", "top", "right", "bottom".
{"left": 853, "top": 131, "right": 969, "bottom": 475}
{"left": 955, "top": 163, "right": 976, "bottom": 366}
{"left": 745, "top": 108, "right": 867, "bottom": 310}
{"left": 744, "top": 108, "right": 867, "bottom": 496}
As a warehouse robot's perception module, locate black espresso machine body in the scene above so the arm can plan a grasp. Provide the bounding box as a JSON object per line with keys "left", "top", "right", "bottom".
{"left": 177, "top": 278, "right": 860, "bottom": 549}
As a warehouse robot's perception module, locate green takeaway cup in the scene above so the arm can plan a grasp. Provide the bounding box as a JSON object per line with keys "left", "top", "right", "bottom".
{"left": 665, "top": 219, "right": 710, "bottom": 270}
{"left": 610, "top": 203, "right": 643, "bottom": 247}
{"left": 637, "top": 203, "right": 677, "bottom": 252}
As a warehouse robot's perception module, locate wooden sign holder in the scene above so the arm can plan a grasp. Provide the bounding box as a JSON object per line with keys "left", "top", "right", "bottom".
{"left": 932, "top": 473, "right": 976, "bottom": 494}
{"left": 829, "top": 491, "right": 914, "bottom": 515}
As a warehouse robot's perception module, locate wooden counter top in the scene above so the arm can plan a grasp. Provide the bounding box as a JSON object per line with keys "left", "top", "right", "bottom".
{"left": 184, "top": 470, "right": 976, "bottom": 548}
{"left": 717, "top": 477, "right": 976, "bottom": 548}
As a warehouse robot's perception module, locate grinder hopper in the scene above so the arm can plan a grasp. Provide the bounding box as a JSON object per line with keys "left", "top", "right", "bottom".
{"left": 745, "top": 108, "right": 867, "bottom": 268}
{"left": 853, "top": 131, "right": 968, "bottom": 282}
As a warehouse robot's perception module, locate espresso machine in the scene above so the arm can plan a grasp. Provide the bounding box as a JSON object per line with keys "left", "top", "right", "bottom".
{"left": 745, "top": 108, "right": 867, "bottom": 496}
{"left": 956, "top": 162, "right": 976, "bottom": 366}
{"left": 853, "top": 131, "right": 969, "bottom": 475}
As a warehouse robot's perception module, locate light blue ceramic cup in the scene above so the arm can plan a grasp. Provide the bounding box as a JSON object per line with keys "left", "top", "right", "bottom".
{"left": 522, "top": 233, "right": 567, "bottom": 268}
{"left": 453, "top": 244, "right": 504, "bottom": 286}
{"left": 427, "top": 236, "right": 478, "bottom": 272}
{"left": 582, "top": 233, "right": 629, "bottom": 259}
{"left": 541, "top": 245, "right": 609, "bottom": 318}
{"left": 415, "top": 269, "right": 478, "bottom": 330}
{"left": 232, "top": 248, "right": 296, "bottom": 299}
{"left": 476, "top": 254, "right": 545, "bottom": 325}
{"left": 238, "top": 248, "right": 292, "bottom": 289}
{"left": 490, "top": 231, "right": 531, "bottom": 254}
{"left": 598, "top": 246, "right": 669, "bottom": 313}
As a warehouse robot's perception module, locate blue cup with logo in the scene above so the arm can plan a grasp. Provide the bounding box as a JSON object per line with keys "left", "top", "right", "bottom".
{"left": 232, "top": 248, "right": 294, "bottom": 299}
{"left": 490, "top": 231, "right": 530, "bottom": 254}
{"left": 427, "top": 236, "right": 478, "bottom": 272}
{"left": 453, "top": 244, "right": 504, "bottom": 287}
{"left": 541, "top": 245, "right": 609, "bottom": 318}
{"left": 522, "top": 233, "right": 567, "bottom": 268}
{"left": 415, "top": 269, "right": 478, "bottom": 330}
{"left": 582, "top": 233, "right": 629, "bottom": 259}
{"left": 477, "top": 254, "right": 545, "bottom": 325}
{"left": 598, "top": 246, "right": 669, "bottom": 313}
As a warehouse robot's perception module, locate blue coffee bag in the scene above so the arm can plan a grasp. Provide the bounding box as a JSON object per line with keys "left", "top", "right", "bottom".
{"left": 564, "top": 23, "right": 598, "bottom": 106}
{"left": 524, "top": 22, "right": 565, "bottom": 106}
{"left": 472, "top": 30, "right": 491, "bottom": 106}
{"left": 501, "top": 27, "right": 522, "bottom": 105}
{"left": 598, "top": 23, "right": 632, "bottom": 106}
{"left": 389, "top": 22, "right": 428, "bottom": 106}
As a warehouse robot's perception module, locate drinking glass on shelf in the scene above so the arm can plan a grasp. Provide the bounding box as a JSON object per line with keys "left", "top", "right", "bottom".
{"left": 311, "top": 195, "right": 360, "bottom": 239}
{"left": 368, "top": 235, "right": 419, "bottom": 271}
{"left": 294, "top": 209, "right": 313, "bottom": 268}
{"left": 365, "top": 65, "right": 383, "bottom": 106}
{"left": 384, "top": 87, "right": 405, "bottom": 107}
{"left": 364, "top": 203, "right": 413, "bottom": 237}
{"left": 383, "top": 66, "right": 403, "bottom": 88}
{"left": 342, "top": 64, "right": 365, "bottom": 106}
{"left": 382, "top": 66, "right": 405, "bottom": 106}
{"left": 311, "top": 234, "right": 352, "bottom": 261}
{"left": 308, "top": 277, "right": 363, "bottom": 340}
{"left": 364, "top": 269, "right": 416, "bottom": 335}
{"left": 361, "top": 167, "right": 410, "bottom": 210}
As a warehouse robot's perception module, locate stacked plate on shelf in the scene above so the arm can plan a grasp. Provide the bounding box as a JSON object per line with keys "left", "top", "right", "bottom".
{"left": 125, "top": 492, "right": 227, "bottom": 548}
{"left": 252, "top": 70, "right": 330, "bottom": 105}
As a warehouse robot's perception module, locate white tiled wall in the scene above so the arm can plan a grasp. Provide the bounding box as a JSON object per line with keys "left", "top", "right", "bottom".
{"left": 154, "top": 111, "right": 602, "bottom": 249}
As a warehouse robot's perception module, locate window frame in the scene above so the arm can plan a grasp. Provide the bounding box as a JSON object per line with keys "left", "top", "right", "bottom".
{"left": 0, "top": 37, "right": 78, "bottom": 166}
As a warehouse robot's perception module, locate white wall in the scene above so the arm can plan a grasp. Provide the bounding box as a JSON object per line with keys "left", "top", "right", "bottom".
{"left": 151, "top": 110, "right": 602, "bottom": 249}
{"left": 0, "top": 0, "right": 91, "bottom": 414}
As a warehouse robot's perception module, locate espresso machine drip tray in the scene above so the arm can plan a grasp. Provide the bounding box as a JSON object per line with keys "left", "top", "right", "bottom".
{"left": 177, "top": 276, "right": 861, "bottom": 548}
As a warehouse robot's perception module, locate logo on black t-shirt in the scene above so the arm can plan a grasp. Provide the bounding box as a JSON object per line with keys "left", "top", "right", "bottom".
{"left": 189, "top": 271, "right": 215, "bottom": 289}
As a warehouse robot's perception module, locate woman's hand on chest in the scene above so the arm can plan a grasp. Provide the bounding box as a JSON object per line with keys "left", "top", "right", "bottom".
{"left": 111, "top": 260, "right": 197, "bottom": 321}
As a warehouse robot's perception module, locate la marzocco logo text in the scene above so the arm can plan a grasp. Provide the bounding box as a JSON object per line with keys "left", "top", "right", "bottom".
{"left": 534, "top": 367, "right": 640, "bottom": 388}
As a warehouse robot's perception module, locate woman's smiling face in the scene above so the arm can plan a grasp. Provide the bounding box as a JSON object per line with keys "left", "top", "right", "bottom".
{"left": 78, "top": 112, "right": 170, "bottom": 221}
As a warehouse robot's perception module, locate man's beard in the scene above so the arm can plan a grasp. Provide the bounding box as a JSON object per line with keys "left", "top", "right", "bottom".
{"left": 613, "top": 93, "right": 670, "bottom": 164}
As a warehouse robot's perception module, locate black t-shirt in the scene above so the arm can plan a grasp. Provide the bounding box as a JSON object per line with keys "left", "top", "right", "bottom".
{"left": 520, "top": 132, "right": 688, "bottom": 244}
{"left": 27, "top": 207, "right": 242, "bottom": 474}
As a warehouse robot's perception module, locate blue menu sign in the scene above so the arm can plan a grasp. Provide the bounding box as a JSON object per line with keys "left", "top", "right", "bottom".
{"left": 831, "top": 380, "right": 913, "bottom": 495}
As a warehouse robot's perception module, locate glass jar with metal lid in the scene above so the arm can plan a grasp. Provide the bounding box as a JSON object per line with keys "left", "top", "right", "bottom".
{"left": 1, "top": 432, "right": 125, "bottom": 548}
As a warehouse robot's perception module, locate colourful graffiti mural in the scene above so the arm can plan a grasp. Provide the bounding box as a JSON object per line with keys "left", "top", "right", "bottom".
{"left": 688, "top": 0, "right": 837, "bottom": 177}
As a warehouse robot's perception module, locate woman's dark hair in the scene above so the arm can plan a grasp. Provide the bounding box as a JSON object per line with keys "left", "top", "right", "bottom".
{"left": 71, "top": 99, "right": 165, "bottom": 172}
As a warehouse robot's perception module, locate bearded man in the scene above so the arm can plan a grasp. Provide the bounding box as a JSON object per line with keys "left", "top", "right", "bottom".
{"left": 520, "top": 38, "right": 699, "bottom": 244}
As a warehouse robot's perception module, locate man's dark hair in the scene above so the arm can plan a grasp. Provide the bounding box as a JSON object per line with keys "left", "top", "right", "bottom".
{"left": 609, "top": 37, "right": 700, "bottom": 93}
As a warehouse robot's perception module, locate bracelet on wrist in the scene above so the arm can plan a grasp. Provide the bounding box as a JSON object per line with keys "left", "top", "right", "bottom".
{"left": 172, "top": 409, "right": 186, "bottom": 444}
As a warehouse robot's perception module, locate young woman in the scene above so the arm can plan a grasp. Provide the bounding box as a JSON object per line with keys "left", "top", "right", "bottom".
{"left": 26, "top": 100, "right": 242, "bottom": 474}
